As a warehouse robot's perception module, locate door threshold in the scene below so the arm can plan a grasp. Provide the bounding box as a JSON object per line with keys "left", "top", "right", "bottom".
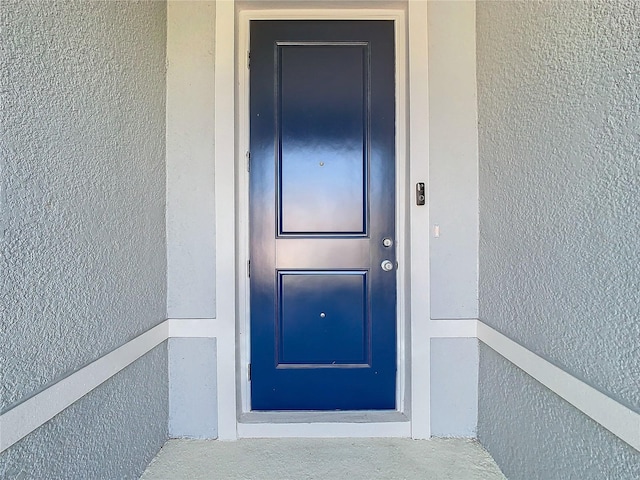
{"left": 240, "top": 410, "right": 409, "bottom": 424}
{"left": 237, "top": 411, "right": 411, "bottom": 438}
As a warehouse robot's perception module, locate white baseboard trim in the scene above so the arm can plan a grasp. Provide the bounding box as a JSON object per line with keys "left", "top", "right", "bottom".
{"left": 477, "top": 321, "right": 640, "bottom": 452}
{"left": 0, "top": 321, "right": 169, "bottom": 453}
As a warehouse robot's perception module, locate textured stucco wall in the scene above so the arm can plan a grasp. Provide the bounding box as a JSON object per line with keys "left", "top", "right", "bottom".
{"left": 0, "top": 346, "right": 168, "bottom": 480}
{"left": 477, "top": 0, "right": 640, "bottom": 476}
{"left": 1, "top": 0, "right": 168, "bottom": 476}
{"left": 479, "top": 345, "right": 639, "bottom": 480}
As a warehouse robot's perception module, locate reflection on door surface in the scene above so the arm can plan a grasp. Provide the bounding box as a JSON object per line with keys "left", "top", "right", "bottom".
{"left": 250, "top": 20, "right": 396, "bottom": 410}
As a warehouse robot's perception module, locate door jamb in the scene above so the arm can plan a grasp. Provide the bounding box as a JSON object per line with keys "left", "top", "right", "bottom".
{"left": 238, "top": 7, "right": 407, "bottom": 416}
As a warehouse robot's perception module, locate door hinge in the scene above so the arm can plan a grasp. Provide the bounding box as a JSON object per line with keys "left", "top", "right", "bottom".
{"left": 246, "top": 151, "right": 251, "bottom": 172}
{"left": 247, "top": 259, "right": 251, "bottom": 277}
{"left": 248, "top": 363, "right": 252, "bottom": 381}
{"left": 247, "top": 50, "right": 251, "bottom": 69}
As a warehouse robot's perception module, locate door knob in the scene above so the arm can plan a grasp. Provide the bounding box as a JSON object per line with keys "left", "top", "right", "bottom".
{"left": 381, "top": 260, "right": 394, "bottom": 272}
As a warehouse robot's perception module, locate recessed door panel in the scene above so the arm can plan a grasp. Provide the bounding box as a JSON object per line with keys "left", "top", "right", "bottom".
{"left": 278, "top": 271, "right": 369, "bottom": 365}
{"left": 250, "top": 20, "right": 396, "bottom": 411}
{"left": 279, "top": 44, "right": 368, "bottom": 235}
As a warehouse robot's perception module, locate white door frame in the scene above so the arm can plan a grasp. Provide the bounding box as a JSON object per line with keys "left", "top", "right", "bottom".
{"left": 213, "top": 0, "right": 431, "bottom": 440}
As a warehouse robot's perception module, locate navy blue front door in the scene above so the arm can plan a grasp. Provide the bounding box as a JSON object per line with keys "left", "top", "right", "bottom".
{"left": 250, "top": 20, "right": 396, "bottom": 410}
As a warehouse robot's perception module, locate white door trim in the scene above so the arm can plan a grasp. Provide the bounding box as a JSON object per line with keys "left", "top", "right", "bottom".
{"left": 231, "top": 2, "right": 431, "bottom": 438}
{"left": 213, "top": 0, "right": 238, "bottom": 441}
{"left": 406, "top": 0, "right": 431, "bottom": 439}
{"left": 237, "top": 7, "right": 406, "bottom": 420}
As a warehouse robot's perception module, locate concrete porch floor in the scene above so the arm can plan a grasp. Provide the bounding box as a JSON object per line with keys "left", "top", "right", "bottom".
{"left": 140, "top": 438, "right": 506, "bottom": 480}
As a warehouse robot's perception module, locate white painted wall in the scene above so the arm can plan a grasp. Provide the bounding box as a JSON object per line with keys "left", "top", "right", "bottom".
{"left": 165, "top": 0, "right": 223, "bottom": 439}
{"left": 169, "top": 338, "right": 218, "bottom": 438}
{"left": 430, "top": 338, "right": 479, "bottom": 437}
{"left": 166, "top": 0, "right": 217, "bottom": 319}
{"left": 427, "top": 0, "right": 479, "bottom": 437}
{"left": 427, "top": 0, "right": 478, "bottom": 320}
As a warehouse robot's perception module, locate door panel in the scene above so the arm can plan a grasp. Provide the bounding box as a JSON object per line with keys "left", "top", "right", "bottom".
{"left": 250, "top": 20, "right": 396, "bottom": 411}
{"left": 279, "top": 43, "right": 367, "bottom": 234}
{"left": 278, "top": 271, "right": 368, "bottom": 365}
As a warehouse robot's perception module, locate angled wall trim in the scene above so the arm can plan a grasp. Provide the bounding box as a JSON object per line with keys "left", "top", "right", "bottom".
{"left": 477, "top": 321, "right": 640, "bottom": 452}
{"left": 0, "top": 318, "right": 222, "bottom": 454}
{"left": 2, "top": 319, "right": 636, "bottom": 452}
{"left": 0, "top": 322, "right": 169, "bottom": 453}
{"left": 0, "top": 316, "right": 476, "bottom": 453}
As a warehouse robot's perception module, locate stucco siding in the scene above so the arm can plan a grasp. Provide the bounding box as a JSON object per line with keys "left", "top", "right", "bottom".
{"left": 478, "top": 345, "right": 639, "bottom": 479}
{"left": 477, "top": 0, "right": 640, "bottom": 475}
{"left": 0, "top": 0, "right": 168, "bottom": 476}
{"left": 0, "top": 345, "right": 168, "bottom": 480}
